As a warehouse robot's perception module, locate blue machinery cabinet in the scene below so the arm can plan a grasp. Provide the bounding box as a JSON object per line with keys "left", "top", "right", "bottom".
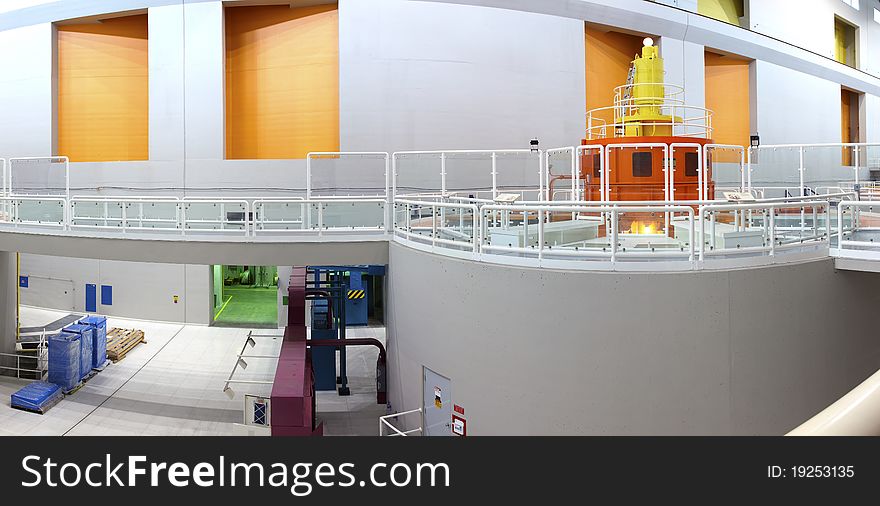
{"left": 307, "top": 265, "right": 385, "bottom": 394}
{"left": 310, "top": 299, "right": 337, "bottom": 391}
{"left": 345, "top": 270, "right": 368, "bottom": 326}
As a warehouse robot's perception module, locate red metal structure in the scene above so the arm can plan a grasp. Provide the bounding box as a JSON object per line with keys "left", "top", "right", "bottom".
{"left": 270, "top": 267, "right": 387, "bottom": 436}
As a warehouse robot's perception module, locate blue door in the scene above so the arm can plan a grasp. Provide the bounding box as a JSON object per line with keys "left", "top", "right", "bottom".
{"left": 85, "top": 284, "right": 97, "bottom": 312}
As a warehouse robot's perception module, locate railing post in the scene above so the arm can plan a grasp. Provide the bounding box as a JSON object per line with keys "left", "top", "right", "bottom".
{"left": 431, "top": 204, "right": 437, "bottom": 249}
{"left": 491, "top": 152, "right": 498, "bottom": 200}
{"left": 747, "top": 147, "right": 753, "bottom": 192}
{"left": 472, "top": 204, "right": 479, "bottom": 254}
{"left": 825, "top": 202, "right": 831, "bottom": 246}
{"left": 440, "top": 152, "right": 447, "bottom": 195}
{"left": 855, "top": 144, "right": 861, "bottom": 186}
{"left": 769, "top": 205, "right": 776, "bottom": 256}
{"left": 688, "top": 208, "right": 695, "bottom": 266}
{"left": 179, "top": 200, "right": 185, "bottom": 236}
{"left": 798, "top": 146, "right": 805, "bottom": 197}
{"left": 710, "top": 209, "right": 716, "bottom": 251}
{"left": 537, "top": 208, "right": 544, "bottom": 262}
{"left": 698, "top": 206, "right": 705, "bottom": 262}
{"left": 610, "top": 207, "right": 618, "bottom": 264}
{"left": 570, "top": 147, "right": 577, "bottom": 203}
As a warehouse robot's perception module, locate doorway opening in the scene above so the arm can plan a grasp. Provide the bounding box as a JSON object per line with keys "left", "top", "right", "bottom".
{"left": 212, "top": 265, "right": 278, "bottom": 328}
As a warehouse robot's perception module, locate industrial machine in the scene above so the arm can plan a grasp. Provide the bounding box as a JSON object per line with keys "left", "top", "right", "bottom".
{"left": 579, "top": 38, "right": 715, "bottom": 206}
{"left": 269, "top": 267, "right": 387, "bottom": 437}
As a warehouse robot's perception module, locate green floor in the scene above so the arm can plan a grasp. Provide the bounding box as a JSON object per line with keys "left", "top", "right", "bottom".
{"left": 213, "top": 286, "right": 278, "bottom": 328}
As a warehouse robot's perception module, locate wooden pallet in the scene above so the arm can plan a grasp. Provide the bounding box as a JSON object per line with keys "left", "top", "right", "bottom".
{"left": 106, "top": 328, "right": 146, "bottom": 362}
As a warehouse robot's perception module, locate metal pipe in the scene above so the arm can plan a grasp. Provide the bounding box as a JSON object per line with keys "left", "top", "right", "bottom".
{"left": 307, "top": 337, "right": 387, "bottom": 404}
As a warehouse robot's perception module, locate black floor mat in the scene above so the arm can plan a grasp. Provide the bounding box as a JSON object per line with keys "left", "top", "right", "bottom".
{"left": 19, "top": 313, "right": 85, "bottom": 342}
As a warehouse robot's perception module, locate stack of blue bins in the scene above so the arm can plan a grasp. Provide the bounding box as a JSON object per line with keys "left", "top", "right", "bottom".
{"left": 80, "top": 315, "right": 108, "bottom": 370}
{"left": 63, "top": 323, "right": 94, "bottom": 381}
{"left": 47, "top": 332, "right": 81, "bottom": 393}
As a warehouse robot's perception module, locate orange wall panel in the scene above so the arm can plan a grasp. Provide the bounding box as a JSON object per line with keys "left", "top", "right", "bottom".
{"left": 585, "top": 26, "right": 644, "bottom": 128}
{"left": 57, "top": 14, "right": 149, "bottom": 162}
{"left": 225, "top": 4, "right": 339, "bottom": 160}
{"left": 704, "top": 52, "right": 750, "bottom": 149}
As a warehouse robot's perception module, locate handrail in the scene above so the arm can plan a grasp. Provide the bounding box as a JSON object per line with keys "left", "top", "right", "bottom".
{"left": 481, "top": 203, "right": 696, "bottom": 264}
{"left": 379, "top": 408, "right": 423, "bottom": 436}
{"left": 7, "top": 156, "right": 70, "bottom": 199}
{"left": 306, "top": 151, "right": 390, "bottom": 199}
{"left": 787, "top": 367, "right": 880, "bottom": 436}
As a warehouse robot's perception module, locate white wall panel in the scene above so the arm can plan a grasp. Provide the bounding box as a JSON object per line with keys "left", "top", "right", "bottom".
{"left": 0, "top": 23, "right": 52, "bottom": 158}
{"left": 339, "top": 0, "right": 586, "bottom": 151}
{"left": 753, "top": 60, "right": 841, "bottom": 145}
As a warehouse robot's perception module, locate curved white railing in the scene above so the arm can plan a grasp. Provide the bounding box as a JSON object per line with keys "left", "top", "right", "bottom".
{"left": 392, "top": 194, "right": 836, "bottom": 271}
{"left": 1, "top": 147, "right": 878, "bottom": 271}
{"left": 787, "top": 367, "right": 880, "bottom": 436}
{"left": 586, "top": 83, "right": 714, "bottom": 140}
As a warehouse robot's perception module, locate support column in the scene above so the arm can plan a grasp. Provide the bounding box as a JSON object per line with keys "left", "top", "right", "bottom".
{"left": 0, "top": 251, "right": 18, "bottom": 359}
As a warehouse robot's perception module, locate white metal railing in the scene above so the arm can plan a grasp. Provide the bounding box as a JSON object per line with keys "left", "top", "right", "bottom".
{"left": 8, "top": 195, "right": 389, "bottom": 237}
{"left": 586, "top": 83, "right": 713, "bottom": 140}
{"left": 307, "top": 152, "right": 390, "bottom": 199}
{"left": 71, "top": 196, "right": 181, "bottom": 232}
{"left": 7, "top": 156, "right": 69, "bottom": 199}
{"left": 698, "top": 201, "right": 830, "bottom": 261}
{"left": 835, "top": 201, "right": 880, "bottom": 258}
{"left": 0, "top": 145, "right": 874, "bottom": 271}
{"left": 253, "top": 198, "right": 387, "bottom": 235}
{"left": 0, "top": 332, "right": 49, "bottom": 380}
{"left": 481, "top": 203, "right": 696, "bottom": 266}
{"left": 392, "top": 196, "right": 836, "bottom": 270}
{"left": 748, "top": 143, "right": 880, "bottom": 195}
{"left": 0, "top": 195, "right": 66, "bottom": 228}
{"left": 392, "top": 149, "right": 544, "bottom": 200}
{"left": 379, "top": 408, "right": 423, "bottom": 436}
{"left": 394, "top": 198, "right": 479, "bottom": 253}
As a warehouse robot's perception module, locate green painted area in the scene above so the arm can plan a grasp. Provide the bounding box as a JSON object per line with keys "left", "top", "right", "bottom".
{"left": 213, "top": 286, "right": 278, "bottom": 328}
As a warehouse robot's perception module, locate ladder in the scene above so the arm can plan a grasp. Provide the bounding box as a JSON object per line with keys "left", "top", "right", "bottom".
{"left": 617, "top": 62, "right": 636, "bottom": 136}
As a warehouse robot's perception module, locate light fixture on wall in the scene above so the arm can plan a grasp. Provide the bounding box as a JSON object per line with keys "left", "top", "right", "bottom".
{"left": 750, "top": 134, "right": 760, "bottom": 148}
{"left": 530, "top": 138, "right": 540, "bottom": 153}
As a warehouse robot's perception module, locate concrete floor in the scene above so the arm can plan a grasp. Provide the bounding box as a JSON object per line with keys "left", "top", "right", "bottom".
{"left": 0, "top": 307, "right": 386, "bottom": 436}
{"left": 213, "top": 286, "right": 278, "bottom": 328}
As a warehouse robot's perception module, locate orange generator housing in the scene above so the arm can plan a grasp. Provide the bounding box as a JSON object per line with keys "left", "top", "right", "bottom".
{"left": 580, "top": 136, "right": 715, "bottom": 202}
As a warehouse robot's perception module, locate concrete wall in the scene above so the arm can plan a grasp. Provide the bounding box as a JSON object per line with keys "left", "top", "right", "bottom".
{"left": 0, "top": 252, "right": 17, "bottom": 357}
{"left": 19, "top": 255, "right": 211, "bottom": 324}
{"left": 386, "top": 242, "right": 880, "bottom": 435}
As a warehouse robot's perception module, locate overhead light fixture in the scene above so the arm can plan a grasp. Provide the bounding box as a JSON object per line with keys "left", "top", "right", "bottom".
{"left": 246, "top": 336, "right": 256, "bottom": 348}
{"left": 223, "top": 386, "right": 235, "bottom": 399}
{"left": 237, "top": 357, "right": 249, "bottom": 370}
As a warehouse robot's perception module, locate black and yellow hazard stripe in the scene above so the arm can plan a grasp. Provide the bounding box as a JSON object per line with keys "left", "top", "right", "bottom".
{"left": 347, "top": 289, "right": 366, "bottom": 300}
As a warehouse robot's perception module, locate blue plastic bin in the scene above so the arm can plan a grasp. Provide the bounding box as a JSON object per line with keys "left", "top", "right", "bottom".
{"left": 80, "top": 315, "right": 107, "bottom": 369}
{"left": 47, "top": 333, "right": 81, "bottom": 392}
{"left": 63, "top": 323, "right": 94, "bottom": 380}
{"left": 10, "top": 381, "right": 63, "bottom": 413}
